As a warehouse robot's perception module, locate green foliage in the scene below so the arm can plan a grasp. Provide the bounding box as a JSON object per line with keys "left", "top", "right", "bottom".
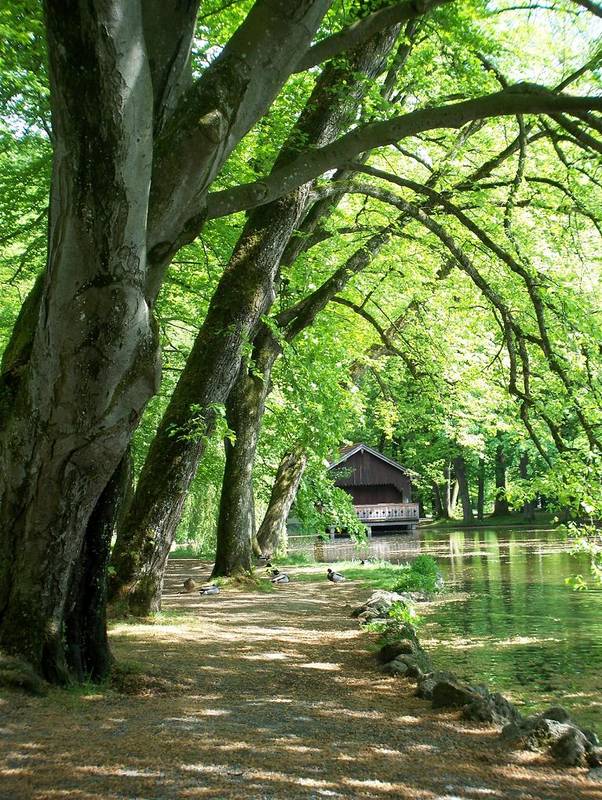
{"left": 364, "top": 601, "right": 423, "bottom": 641}
{"left": 562, "top": 521, "right": 602, "bottom": 589}
{"left": 393, "top": 555, "right": 443, "bottom": 595}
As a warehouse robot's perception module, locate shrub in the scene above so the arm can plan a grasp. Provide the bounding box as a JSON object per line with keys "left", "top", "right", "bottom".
{"left": 392, "top": 555, "right": 442, "bottom": 594}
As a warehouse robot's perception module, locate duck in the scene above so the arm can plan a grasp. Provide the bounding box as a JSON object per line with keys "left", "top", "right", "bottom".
{"left": 182, "top": 577, "right": 197, "bottom": 593}
{"left": 271, "top": 571, "right": 290, "bottom": 584}
{"left": 199, "top": 584, "right": 220, "bottom": 596}
{"left": 267, "top": 566, "right": 279, "bottom": 576}
{"left": 327, "top": 568, "right": 346, "bottom": 583}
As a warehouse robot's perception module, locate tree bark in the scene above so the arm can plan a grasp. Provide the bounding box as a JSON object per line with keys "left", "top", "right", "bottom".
{"left": 432, "top": 482, "right": 445, "bottom": 518}
{"left": 257, "top": 450, "right": 308, "bottom": 557}
{"left": 446, "top": 463, "right": 459, "bottom": 517}
{"left": 477, "top": 457, "right": 485, "bottom": 520}
{"left": 493, "top": 442, "right": 510, "bottom": 515}
{"left": 0, "top": 1, "right": 156, "bottom": 681}
{"left": 212, "top": 343, "right": 278, "bottom": 576}
{"left": 453, "top": 455, "right": 473, "bottom": 523}
{"left": 64, "top": 451, "right": 132, "bottom": 682}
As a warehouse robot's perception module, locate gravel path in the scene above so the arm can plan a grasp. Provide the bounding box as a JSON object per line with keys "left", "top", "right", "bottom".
{"left": 0, "top": 559, "right": 600, "bottom": 799}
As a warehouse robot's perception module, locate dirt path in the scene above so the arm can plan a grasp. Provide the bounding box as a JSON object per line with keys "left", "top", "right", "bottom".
{"left": 1, "top": 560, "right": 600, "bottom": 799}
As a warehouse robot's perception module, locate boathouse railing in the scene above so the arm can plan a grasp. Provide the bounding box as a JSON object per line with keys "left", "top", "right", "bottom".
{"left": 353, "top": 502, "right": 419, "bottom": 522}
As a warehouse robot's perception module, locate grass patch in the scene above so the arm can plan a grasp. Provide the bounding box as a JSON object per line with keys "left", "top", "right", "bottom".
{"left": 111, "top": 661, "right": 181, "bottom": 696}
{"left": 109, "top": 608, "right": 194, "bottom": 626}
{"left": 392, "top": 554, "right": 441, "bottom": 594}
{"left": 212, "top": 572, "right": 276, "bottom": 593}
{"left": 333, "top": 561, "right": 407, "bottom": 589}
{"left": 284, "top": 558, "right": 442, "bottom": 593}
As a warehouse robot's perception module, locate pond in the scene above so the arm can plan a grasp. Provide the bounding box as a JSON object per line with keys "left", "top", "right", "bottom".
{"left": 301, "top": 526, "right": 602, "bottom": 730}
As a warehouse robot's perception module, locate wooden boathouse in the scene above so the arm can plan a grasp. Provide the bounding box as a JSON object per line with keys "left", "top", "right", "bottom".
{"left": 329, "top": 443, "right": 419, "bottom": 534}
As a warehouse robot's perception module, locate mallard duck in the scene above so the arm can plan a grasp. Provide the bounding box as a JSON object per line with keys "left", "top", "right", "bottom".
{"left": 267, "top": 566, "right": 279, "bottom": 576}
{"left": 271, "top": 572, "right": 290, "bottom": 584}
{"left": 199, "top": 584, "right": 220, "bottom": 596}
{"left": 182, "top": 577, "right": 197, "bottom": 593}
{"left": 327, "top": 568, "right": 345, "bottom": 583}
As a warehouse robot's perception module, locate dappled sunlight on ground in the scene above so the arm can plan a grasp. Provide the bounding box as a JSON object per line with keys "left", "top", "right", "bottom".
{"left": 0, "top": 559, "right": 601, "bottom": 798}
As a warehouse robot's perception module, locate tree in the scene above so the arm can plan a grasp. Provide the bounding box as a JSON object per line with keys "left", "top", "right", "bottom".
{"left": 1, "top": 0, "right": 601, "bottom": 681}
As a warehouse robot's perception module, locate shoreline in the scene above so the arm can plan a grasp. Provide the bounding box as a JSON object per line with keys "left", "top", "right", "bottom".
{"left": 352, "top": 588, "right": 601, "bottom": 775}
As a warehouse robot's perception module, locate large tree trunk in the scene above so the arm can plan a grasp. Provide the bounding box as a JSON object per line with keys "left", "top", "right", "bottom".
{"left": 493, "top": 442, "right": 510, "bottom": 516}
{"left": 453, "top": 455, "right": 473, "bottom": 523}
{"left": 212, "top": 343, "right": 278, "bottom": 576}
{"left": 64, "top": 451, "right": 132, "bottom": 682}
{"left": 477, "top": 457, "right": 485, "bottom": 520}
{"left": 107, "top": 225, "right": 288, "bottom": 610}
{"left": 111, "top": 20, "right": 402, "bottom": 604}
{"left": 0, "top": 1, "right": 156, "bottom": 681}
{"left": 0, "top": 0, "right": 334, "bottom": 678}
{"left": 257, "top": 450, "right": 308, "bottom": 557}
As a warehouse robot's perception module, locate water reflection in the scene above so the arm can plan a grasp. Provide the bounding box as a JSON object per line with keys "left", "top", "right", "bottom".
{"left": 296, "top": 527, "right": 602, "bottom": 729}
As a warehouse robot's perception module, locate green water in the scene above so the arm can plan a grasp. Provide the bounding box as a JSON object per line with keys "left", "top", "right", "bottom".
{"left": 419, "top": 528, "right": 602, "bottom": 730}
{"left": 314, "top": 527, "right": 602, "bottom": 729}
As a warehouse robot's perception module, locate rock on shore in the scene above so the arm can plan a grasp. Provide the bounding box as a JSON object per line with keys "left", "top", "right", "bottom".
{"left": 353, "top": 590, "right": 600, "bottom": 772}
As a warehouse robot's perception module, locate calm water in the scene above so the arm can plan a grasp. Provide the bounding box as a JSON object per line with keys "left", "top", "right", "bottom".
{"left": 299, "top": 527, "right": 602, "bottom": 729}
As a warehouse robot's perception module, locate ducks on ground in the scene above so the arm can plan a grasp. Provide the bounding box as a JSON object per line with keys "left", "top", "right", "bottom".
{"left": 327, "top": 568, "right": 346, "bottom": 583}
{"left": 271, "top": 570, "right": 290, "bottom": 584}
{"left": 199, "top": 584, "right": 220, "bottom": 596}
{"left": 181, "top": 577, "right": 197, "bottom": 593}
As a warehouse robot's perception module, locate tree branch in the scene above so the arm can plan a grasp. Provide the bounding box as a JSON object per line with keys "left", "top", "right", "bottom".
{"left": 293, "top": 0, "right": 450, "bottom": 72}
{"left": 571, "top": 0, "right": 602, "bottom": 18}
{"left": 331, "top": 296, "right": 419, "bottom": 377}
{"left": 206, "top": 86, "right": 602, "bottom": 219}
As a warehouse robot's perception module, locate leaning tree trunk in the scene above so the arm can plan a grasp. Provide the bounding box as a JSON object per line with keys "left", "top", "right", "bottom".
{"left": 477, "top": 457, "right": 485, "bottom": 520}
{"left": 211, "top": 221, "right": 395, "bottom": 575}
{"left": 107, "top": 225, "right": 288, "bottom": 611}
{"left": 0, "top": 2, "right": 156, "bottom": 681}
{"left": 256, "top": 449, "right": 308, "bottom": 557}
{"left": 111, "top": 20, "right": 402, "bottom": 605}
{"left": 493, "top": 442, "right": 510, "bottom": 515}
{"left": 212, "top": 345, "right": 277, "bottom": 576}
{"left": 453, "top": 455, "right": 473, "bottom": 523}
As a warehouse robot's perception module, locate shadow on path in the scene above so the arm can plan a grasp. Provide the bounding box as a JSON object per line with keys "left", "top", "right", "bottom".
{"left": 0, "top": 560, "right": 600, "bottom": 799}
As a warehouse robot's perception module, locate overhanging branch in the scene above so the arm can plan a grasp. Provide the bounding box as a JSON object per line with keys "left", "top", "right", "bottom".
{"left": 293, "top": 0, "right": 451, "bottom": 72}
{"left": 206, "top": 86, "right": 602, "bottom": 219}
